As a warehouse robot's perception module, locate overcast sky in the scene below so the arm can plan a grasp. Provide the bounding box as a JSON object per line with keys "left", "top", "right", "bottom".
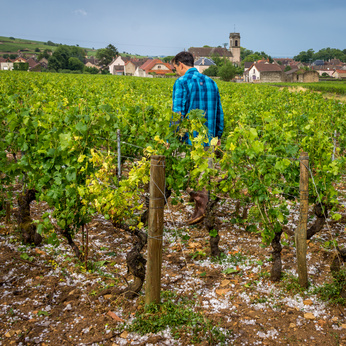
{"left": 1, "top": 0, "right": 345, "bottom": 57}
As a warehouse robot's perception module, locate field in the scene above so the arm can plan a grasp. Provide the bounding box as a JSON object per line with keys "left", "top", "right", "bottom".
{"left": 1, "top": 72, "right": 346, "bottom": 345}
{"left": 0, "top": 36, "right": 97, "bottom": 57}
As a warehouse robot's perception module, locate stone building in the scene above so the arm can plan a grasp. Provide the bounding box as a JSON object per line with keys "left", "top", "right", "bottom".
{"left": 229, "top": 32, "right": 241, "bottom": 65}
{"left": 188, "top": 32, "right": 241, "bottom": 66}
{"left": 194, "top": 57, "right": 216, "bottom": 73}
{"left": 285, "top": 69, "right": 319, "bottom": 83}
{"left": 245, "top": 61, "right": 283, "bottom": 82}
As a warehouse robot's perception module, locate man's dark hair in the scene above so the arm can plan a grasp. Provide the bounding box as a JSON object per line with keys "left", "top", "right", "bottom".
{"left": 172, "top": 51, "right": 194, "bottom": 67}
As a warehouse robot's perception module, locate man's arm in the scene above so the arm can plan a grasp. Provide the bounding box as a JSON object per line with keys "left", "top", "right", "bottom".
{"left": 172, "top": 79, "right": 186, "bottom": 116}
{"left": 215, "top": 91, "right": 224, "bottom": 140}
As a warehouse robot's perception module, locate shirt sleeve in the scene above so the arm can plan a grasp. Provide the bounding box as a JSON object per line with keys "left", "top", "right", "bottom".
{"left": 172, "top": 79, "right": 187, "bottom": 116}
{"left": 216, "top": 91, "right": 224, "bottom": 139}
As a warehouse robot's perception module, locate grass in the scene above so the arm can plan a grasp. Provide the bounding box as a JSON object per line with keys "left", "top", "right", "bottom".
{"left": 127, "top": 291, "right": 232, "bottom": 344}
{"left": 313, "top": 268, "right": 346, "bottom": 305}
{"left": 280, "top": 272, "right": 310, "bottom": 295}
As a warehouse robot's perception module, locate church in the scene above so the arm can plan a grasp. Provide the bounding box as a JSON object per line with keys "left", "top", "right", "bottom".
{"left": 188, "top": 33, "right": 241, "bottom": 66}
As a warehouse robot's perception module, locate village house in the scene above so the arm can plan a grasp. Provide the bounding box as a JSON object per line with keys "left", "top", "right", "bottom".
{"left": 285, "top": 69, "right": 319, "bottom": 82}
{"left": 108, "top": 56, "right": 131, "bottom": 75}
{"left": 312, "top": 67, "right": 334, "bottom": 77}
{"left": 13, "top": 57, "right": 27, "bottom": 63}
{"left": 245, "top": 61, "right": 284, "bottom": 82}
{"left": 124, "top": 58, "right": 146, "bottom": 76}
{"left": 85, "top": 61, "right": 100, "bottom": 70}
{"left": 273, "top": 58, "right": 295, "bottom": 66}
{"left": 333, "top": 69, "right": 346, "bottom": 79}
{"left": 189, "top": 32, "right": 241, "bottom": 66}
{"left": 194, "top": 57, "right": 216, "bottom": 73}
{"left": 189, "top": 47, "right": 232, "bottom": 62}
{"left": 0, "top": 57, "right": 14, "bottom": 70}
{"left": 134, "top": 59, "right": 174, "bottom": 78}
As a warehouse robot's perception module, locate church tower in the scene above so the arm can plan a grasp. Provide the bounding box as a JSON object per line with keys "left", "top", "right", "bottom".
{"left": 229, "top": 32, "right": 241, "bottom": 65}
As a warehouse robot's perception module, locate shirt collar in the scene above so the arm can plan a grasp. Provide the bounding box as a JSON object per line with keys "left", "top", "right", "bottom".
{"left": 185, "top": 67, "right": 198, "bottom": 74}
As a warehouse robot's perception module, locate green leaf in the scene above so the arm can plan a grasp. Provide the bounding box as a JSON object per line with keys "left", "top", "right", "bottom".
{"left": 223, "top": 268, "right": 239, "bottom": 274}
{"left": 331, "top": 213, "right": 342, "bottom": 221}
{"left": 209, "top": 229, "right": 218, "bottom": 237}
{"left": 75, "top": 122, "right": 88, "bottom": 134}
{"left": 59, "top": 133, "right": 73, "bottom": 150}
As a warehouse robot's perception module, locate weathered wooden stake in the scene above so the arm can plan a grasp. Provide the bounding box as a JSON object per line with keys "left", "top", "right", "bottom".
{"left": 296, "top": 152, "right": 309, "bottom": 288}
{"left": 145, "top": 155, "right": 165, "bottom": 305}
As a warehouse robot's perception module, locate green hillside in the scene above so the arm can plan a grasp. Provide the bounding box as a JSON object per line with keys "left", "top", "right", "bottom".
{"left": 0, "top": 36, "right": 97, "bottom": 57}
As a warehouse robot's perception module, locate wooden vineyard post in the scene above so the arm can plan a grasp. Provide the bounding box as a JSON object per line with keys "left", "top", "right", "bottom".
{"left": 145, "top": 155, "right": 165, "bottom": 305}
{"left": 296, "top": 152, "right": 309, "bottom": 288}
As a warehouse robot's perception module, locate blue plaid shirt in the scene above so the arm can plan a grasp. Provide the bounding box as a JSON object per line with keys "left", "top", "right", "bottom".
{"left": 172, "top": 67, "right": 224, "bottom": 145}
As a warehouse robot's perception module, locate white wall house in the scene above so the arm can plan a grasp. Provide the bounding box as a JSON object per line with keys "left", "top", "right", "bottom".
{"left": 0, "top": 62, "right": 14, "bottom": 70}
{"left": 108, "top": 56, "right": 127, "bottom": 75}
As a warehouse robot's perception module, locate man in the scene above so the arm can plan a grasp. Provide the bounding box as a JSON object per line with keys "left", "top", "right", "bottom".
{"left": 171, "top": 51, "right": 224, "bottom": 225}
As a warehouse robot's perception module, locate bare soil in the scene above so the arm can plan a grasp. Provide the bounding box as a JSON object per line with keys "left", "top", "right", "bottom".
{"left": 0, "top": 188, "right": 346, "bottom": 345}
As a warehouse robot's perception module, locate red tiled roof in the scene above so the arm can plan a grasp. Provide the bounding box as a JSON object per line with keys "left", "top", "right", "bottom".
{"left": 148, "top": 69, "right": 173, "bottom": 75}
{"left": 27, "top": 58, "right": 37, "bottom": 68}
{"left": 140, "top": 59, "right": 161, "bottom": 72}
{"left": 14, "top": 57, "right": 27, "bottom": 63}
{"left": 138, "top": 59, "right": 174, "bottom": 74}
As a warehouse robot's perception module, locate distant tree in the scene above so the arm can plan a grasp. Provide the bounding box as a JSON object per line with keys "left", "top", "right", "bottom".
{"left": 96, "top": 44, "right": 119, "bottom": 67}
{"left": 203, "top": 65, "right": 219, "bottom": 77}
{"left": 9, "top": 37, "right": 15, "bottom": 40}
{"left": 314, "top": 47, "right": 345, "bottom": 62}
{"left": 38, "top": 49, "right": 52, "bottom": 60}
{"left": 210, "top": 53, "right": 223, "bottom": 67}
{"left": 203, "top": 45, "right": 212, "bottom": 48}
{"left": 243, "top": 53, "right": 263, "bottom": 62}
{"left": 48, "top": 45, "right": 70, "bottom": 70}
{"left": 46, "top": 40, "right": 56, "bottom": 46}
{"left": 48, "top": 45, "right": 86, "bottom": 71}
{"left": 293, "top": 49, "right": 314, "bottom": 63}
{"left": 235, "top": 65, "right": 244, "bottom": 75}
{"left": 35, "top": 48, "right": 40, "bottom": 53}
{"left": 218, "top": 61, "right": 236, "bottom": 81}
{"left": 68, "top": 57, "right": 84, "bottom": 71}
{"left": 259, "top": 51, "right": 269, "bottom": 59}
{"left": 240, "top": 47, "right": 254, "bottom": 61}
{"left": 3, "top": 54, "right": 9, "bottom": 59}
{"left": 162, "top": 56, "right": 174, "bottom": 63}
{"left": 84, "top": 66, "right": 99, "bottom": 74}
{"left": 284, "top": 66, "right": 292, "bottom": 72}
{"left": 9, "top": 54, "right": 17, "bottom": 60}
{"left": 70, "top": 46, "right": 87, "bottom": 62}
{"left": 13, "top": 62, "right": 29, "bottom": 71}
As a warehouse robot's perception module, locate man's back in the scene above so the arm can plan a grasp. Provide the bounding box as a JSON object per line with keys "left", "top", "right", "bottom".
{"left": 172, "top": 67, "right": 224, "bottom": 141}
